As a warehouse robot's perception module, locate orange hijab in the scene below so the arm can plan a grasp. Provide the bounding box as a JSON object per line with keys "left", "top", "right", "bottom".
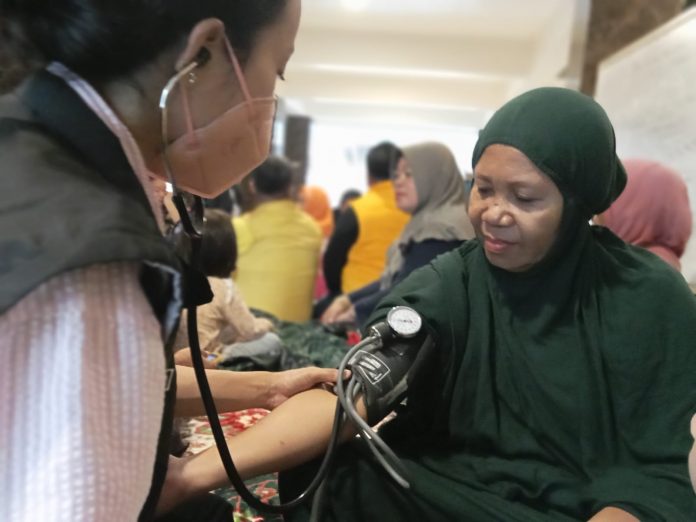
{"left": 300, "top": 185, "right": 334, "bottom": 237}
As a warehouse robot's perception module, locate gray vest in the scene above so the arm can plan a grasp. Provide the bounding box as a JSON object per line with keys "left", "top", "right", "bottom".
{"left": 0, "top": 70, "right": 184, "bottom": 521}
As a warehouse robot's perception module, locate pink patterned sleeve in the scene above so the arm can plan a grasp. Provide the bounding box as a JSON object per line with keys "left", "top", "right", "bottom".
{"left": 0, "top": 263, "right": 167, "bottom": 521}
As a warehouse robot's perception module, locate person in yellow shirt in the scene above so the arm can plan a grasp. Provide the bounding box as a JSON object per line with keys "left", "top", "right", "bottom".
{"left": 233, "top": 157, "right": 322, "bottom": 322}
{"left": 323, "top": 142, "right": 409, "bottom": 297}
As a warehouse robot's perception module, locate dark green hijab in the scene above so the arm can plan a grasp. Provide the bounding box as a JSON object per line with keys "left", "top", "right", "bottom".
{"left": 473, "top": 87, "right": 626, "bottom": 283}
{"left": 281, "top": 88, "right": 696, "bottom": 522}
{"left": 473, "top": 88, "right": 626, "bottom": 218}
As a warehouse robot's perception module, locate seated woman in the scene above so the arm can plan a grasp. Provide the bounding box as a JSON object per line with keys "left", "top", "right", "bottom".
{"left": 233, "top": 156, "right": 323, "bottom": 322}
{"left": 161, "top": 88, "right": 696, "bottom": 521}
{"left": 598, "top": 158, "right": 692, "bottom": 271}
{"left": 321, "top": 142, "right": 474, "bottom": 326}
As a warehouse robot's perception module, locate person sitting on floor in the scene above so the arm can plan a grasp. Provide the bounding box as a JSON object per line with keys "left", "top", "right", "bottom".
{"left": 233, "top": 156, "right": 322, "bottom": 322}
{"left": 175, "top": 209, "right": 273, "bottom": 366}
{"left": 597, "top": 158, "right": 692, "bottom": 272}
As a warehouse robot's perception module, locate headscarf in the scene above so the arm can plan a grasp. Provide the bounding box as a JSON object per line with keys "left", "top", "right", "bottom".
{"left": 473, "top": 88, "right": 626, "bottom": 222}
{"left": 300, "top": 185, "right": 334, "bottom": 237}
{"left": 380, "top": 142, "right": 474, "bottom": 288}
{"left": 303, "top": 88, "right": 696, "bottom": 521}
{"left": 601, "top": 159, "right": 692, "bottom": 271}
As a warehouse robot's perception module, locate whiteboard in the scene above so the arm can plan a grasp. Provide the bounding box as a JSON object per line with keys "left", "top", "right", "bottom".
{"left": 595, "top": 7, "right": 696, "bottom": 282}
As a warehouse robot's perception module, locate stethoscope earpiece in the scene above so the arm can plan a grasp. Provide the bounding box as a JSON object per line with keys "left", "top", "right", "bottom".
{"left": 194, "top": 47, "right": 211, "bottom": 68}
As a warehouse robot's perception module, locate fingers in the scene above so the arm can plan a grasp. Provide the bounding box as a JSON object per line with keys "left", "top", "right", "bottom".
{"left": 335, "top": 305, "right": 356, "bottom": 324}
{"left": 307, "top": 366, "right": 352, "bottom": 384}
{"left": 308, "top": 366, "right": 341, "bottom": 383}
{"left": 262, "top": 318, "right": 275, "bottom": 331}
{"left": 320, "top": 305, "right": 340, "bottom": 324}
{"left": 321, "top": 296, "right": 351, "bottom": 324}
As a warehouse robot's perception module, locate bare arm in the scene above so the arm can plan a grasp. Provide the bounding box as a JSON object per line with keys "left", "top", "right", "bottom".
{"left": 167, "top": 385, "right": 643, "bottom": 521}
{"left": 588, "top": 507, "right": 639, "bottom": 522}
{"left": 159, "top": 388, "right": 363, "bottom": 514}
{"left": 174, "top": 365, "right": 341, "bottom": 417}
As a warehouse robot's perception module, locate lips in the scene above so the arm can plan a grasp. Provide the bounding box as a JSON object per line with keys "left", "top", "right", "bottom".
{"left": 483, "top": 235, "right": 514, "bottom": 254}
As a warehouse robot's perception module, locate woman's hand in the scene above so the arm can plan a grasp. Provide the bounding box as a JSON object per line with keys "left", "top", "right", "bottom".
{"left": 321, "top": 294, "right": 352, "bottom": 324}
{"left": 256, "top": 317, "right": 275, "bottom": 333}
{"left": 334, "top": 304, "right": 356, "bottom": 324}
{"left": 265, "top": 367, "right": 345, "bottom": 409}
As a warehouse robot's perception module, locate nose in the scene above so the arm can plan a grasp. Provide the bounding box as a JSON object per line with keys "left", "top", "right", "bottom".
{"left": 482, "top": 200, "right": 513, "bottom": 227}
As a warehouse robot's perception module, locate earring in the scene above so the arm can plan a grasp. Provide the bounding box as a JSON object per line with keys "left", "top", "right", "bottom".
{"left": 187, "top": 71, "right": 197, "bottom": 84}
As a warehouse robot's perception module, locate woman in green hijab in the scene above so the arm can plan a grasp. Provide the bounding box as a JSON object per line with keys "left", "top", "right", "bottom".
{"left": 161, "top": 88, "right": 696, "bottom": 521}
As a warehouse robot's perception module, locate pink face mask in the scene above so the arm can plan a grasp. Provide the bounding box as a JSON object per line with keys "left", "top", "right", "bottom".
{"left": 159, "top": 37, "right": 276, "bottom": 199}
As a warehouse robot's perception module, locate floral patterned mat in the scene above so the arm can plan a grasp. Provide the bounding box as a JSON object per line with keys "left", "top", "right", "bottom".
{"left": 182, "top": 410, "right": 283, "bottom": 522}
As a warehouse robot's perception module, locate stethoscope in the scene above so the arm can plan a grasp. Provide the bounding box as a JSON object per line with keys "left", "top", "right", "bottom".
{"left": 159, "top": 55, "right": 417, "bottom": 517}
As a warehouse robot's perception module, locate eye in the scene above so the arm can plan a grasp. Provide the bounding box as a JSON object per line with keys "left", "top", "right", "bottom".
{"left": 476, "top": 185, "right": 492, "bottom": 197}
{"left": 515, "top": 193, "right": 537, "bottom": 203}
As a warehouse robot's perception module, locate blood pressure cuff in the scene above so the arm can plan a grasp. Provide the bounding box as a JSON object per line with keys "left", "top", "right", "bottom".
{"left": 349, "top": 329, "right": 435, "bottom": 425}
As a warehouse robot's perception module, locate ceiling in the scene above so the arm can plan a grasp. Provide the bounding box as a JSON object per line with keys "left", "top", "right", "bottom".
{"left": 276, "top": 0, "right": 590, "bottom": 130}
{"left": 300, "top": 0, "right": 569, "bottom": 39}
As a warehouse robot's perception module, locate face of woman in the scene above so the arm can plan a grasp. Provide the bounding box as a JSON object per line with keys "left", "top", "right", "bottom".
{"left": 239, "top": 0, "right": 301, "bottom": 99}
{"left": 469, "top": 144, "right": 564, "bottom": 272}
{"left": 170, "top": 0, "right": 301, "bottom": 134}
{"left": 393, "top": 157, "right": 419, "bottom": 213}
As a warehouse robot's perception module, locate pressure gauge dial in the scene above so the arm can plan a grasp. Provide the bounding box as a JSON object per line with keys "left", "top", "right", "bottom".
{"left": 386, "top": 306, "right": 422, "bottom": 338}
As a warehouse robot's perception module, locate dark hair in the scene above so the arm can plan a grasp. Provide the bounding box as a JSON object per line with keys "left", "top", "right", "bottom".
{"left": 367, "top": 141, "right": 402, "bottom": 181}
{"left": 251, "top": 155, "right": 294, "bottom": 196}
{"left": 200, "top": 208, "right": 237, "bottom": 277}
{"left": 339, "top": 189, "right": 361, "bottom": 206}
{"left": 0, "top": 0, "right": 288, "bottom": 83}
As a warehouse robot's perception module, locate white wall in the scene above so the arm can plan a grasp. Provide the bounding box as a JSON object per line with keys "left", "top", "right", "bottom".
{"left": 305, "top": 120, "right": 479, "bottom": 206}
{"left": 595, "top": 9, "right": 696, "bottom": 282}
{"left": 506, "top": 0, "right": 585, "bottom": 100}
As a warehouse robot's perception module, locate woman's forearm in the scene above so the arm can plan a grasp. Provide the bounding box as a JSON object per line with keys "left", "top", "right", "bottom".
{"left": 181, "top": 388, "right": 363, "bottom": 494}
{"left": 174, "top": 365, "right": 271, "bottom": 417}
